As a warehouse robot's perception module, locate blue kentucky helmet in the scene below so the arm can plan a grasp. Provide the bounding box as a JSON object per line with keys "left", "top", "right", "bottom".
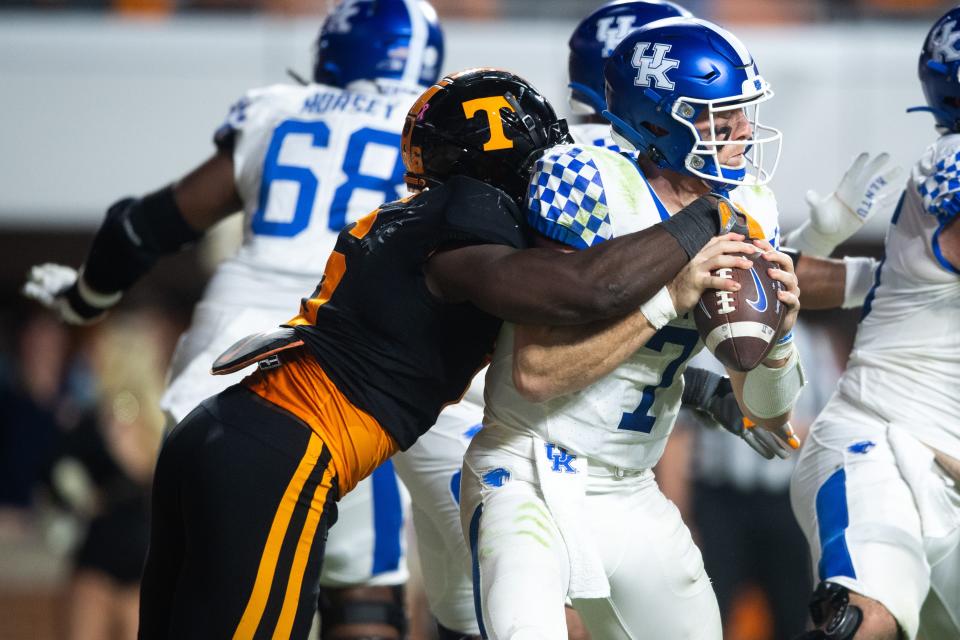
{"left": 603, "top": 17, "right": 781, "bottom": 192}
{"left": 568, "top": 0, "right": 690, "bottom": 115}
{"left": 314, "top": 0, "right": 444, "bottom": 89}
{"left": 910, "top": 7, "right": 960, "bottom": 132}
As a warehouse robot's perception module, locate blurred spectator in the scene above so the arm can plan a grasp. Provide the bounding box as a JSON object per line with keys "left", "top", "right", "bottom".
{"left": 0, "top": 0, "right": 951, "bottom": 20}
{"left": 51, "top": 313, "right": 166, "bottom": 640}
{"left": 0, "top": 313, "right": 70, "bottom": 532}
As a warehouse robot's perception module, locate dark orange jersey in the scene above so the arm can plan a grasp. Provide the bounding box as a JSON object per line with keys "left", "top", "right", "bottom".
{"left": 286, "top": 175, "right": 526, "bottom": 450}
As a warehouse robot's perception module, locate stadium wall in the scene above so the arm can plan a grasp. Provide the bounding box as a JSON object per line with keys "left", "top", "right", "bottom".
{"left": 0, "top": 13, "right": 930, "bottom": 238}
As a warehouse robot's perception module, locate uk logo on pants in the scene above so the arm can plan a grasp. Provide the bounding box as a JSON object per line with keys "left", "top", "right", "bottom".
{"left": 544, "top": 443, "right": 578, "bottom": 473}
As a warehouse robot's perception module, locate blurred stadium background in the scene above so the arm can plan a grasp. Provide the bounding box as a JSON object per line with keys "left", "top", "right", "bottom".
{"left": 0, "top": 1, "right": 951, "bottom": 639}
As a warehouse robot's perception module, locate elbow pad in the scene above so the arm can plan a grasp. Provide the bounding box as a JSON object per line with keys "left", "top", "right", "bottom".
{"left": 743, "top": 342, "right": 806, "bottom": 419}
{"left": 82, "top": 185, "right": 201, "bottom": 295}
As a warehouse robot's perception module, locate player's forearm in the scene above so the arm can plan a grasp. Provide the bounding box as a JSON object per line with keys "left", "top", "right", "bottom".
{"left": 793, "top": 254, "right": 879, "bottom": 310}
{"left": 512, "top": 309, "right": 656, "bottom": 402}
{"left": 81, "top": 152, "right": 240, "bottom": 297}
{"left": 728, "top": 369, "right": 790, "bottom": 429}
{"left": 727, "top": 339, "right": 804, "bottom": 450}
{"left": 794, "top": 255, "right": 845, "bottom": 310}
{"left": 432, "top": 195, "right": 720, "bottom": 326}
{"left": 479, "top": 212, "right": 717, "bottom": 326}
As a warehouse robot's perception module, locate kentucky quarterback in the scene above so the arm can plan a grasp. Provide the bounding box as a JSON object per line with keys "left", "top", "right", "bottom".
{"left": 460, "top": 17, "right": 801, "bottom": 639}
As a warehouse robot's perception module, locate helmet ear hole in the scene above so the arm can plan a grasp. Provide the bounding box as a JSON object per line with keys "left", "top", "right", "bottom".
{"left": 641, "top": 121, "right": 670, "bottom": 137}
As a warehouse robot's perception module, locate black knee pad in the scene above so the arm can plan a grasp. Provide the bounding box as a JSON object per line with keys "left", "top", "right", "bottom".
{"left": 792, "top": 582, "right": 863, "bottom": 640}
{"left": 436, "top": 622, "right": 480, "bottom": 640}
{"left": 318, "top": 585, "right": 406, "bottom": 640}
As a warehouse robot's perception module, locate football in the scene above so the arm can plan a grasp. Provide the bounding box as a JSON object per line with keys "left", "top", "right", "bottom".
{"left": 693, "top": 252, "right": 785, "bottom": 372}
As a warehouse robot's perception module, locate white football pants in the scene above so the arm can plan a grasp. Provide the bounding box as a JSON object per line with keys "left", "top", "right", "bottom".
{"left": 460, "top": 427, "right": 722, "bottom": 640}
{"left": 790, "top": 391, "right": 960, "bottom": 640}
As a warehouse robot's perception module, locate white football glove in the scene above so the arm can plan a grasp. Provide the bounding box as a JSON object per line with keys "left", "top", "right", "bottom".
{"left": 785, "top": 152, "right": 905, "bottom": 257}
{"left": 22, "top": 263, "right": 118, "bottom": 325}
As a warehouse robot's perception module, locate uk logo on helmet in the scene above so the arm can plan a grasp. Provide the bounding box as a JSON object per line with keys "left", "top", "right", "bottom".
{"left": 930, "top": 19, "right": 960, "bottom": 63}
{"left": 597, "top": 15, "right": 638, "bottom": 57}
{"left": 631, "top": 42, "right": 680, "bottom": 90}
{"left": 328, "top": 0, "right": 365, "bottom": 34}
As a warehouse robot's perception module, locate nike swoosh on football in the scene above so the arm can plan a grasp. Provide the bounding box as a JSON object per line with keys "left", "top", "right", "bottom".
{"left": 745, "top": 267, "right": 767, "bottom": 312}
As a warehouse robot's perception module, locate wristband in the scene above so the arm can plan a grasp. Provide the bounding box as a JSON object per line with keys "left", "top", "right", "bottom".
{"left": 640, "top": 286, "right": 678, "bottom": 330}
{"left": 765, "top": 331, "right": 795, "bottom": 361}
{"left": 76, "top": 268, "right": 123, "bottom": 309}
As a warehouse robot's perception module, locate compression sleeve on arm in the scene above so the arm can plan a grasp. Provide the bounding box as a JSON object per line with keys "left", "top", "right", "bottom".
{"left": 659, "top": 195, "right": 722, "bottom": 259}
{"left": 81, "top": 185, "right": 202, "bottom": 295}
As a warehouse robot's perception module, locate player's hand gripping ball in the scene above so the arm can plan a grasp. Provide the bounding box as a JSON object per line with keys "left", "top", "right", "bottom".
{"left": 693, "top": 250, "right": 786, "bottom": 372}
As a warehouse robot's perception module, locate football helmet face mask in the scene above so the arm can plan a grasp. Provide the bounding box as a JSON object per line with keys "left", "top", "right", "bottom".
{"left": 313, "top": 0, "right": 444, "bottom": 90}
{"left": 401, "top": 68, "right": 572, "bottom": 205}
{"left": 910, "top": 7, "right": 960, "bottom": 133}
{"left": 568, "top": 0, "right": 690, "bottom": 115}
{"left": 603, "top": 17, "right": 781, "bottom": 192}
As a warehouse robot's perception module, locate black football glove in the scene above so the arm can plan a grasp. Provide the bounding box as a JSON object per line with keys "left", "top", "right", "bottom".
{"left": 682, "top": 366, "right": 793, "bottom": 460}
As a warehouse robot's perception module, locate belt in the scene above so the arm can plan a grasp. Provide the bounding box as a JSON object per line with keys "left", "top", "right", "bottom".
{"left": 586, "top": 459, "right": 649, "bottom": 479}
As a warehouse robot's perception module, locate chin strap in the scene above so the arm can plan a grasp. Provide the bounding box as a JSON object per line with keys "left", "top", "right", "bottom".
{"left": 907, "top": 105, "right": 960, "bottom": 132}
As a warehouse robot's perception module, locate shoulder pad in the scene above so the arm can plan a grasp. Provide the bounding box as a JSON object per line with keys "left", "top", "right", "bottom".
{"left": 212, "top": 84, "right": 289, "bottom": 153}
{"left": 729, "top": 183, "right": 781, "bottom": 247}
{"left": 431, "top": 175, "right": 527, "bottom": 250}
{"left": 526, "top": 144, "right": 622, "bottom": 249}
{"left": 918, "top": 136, "right": 960, "bottom": 224}
{"left": 567, "top": 123, "right": 619, "bottom": 151}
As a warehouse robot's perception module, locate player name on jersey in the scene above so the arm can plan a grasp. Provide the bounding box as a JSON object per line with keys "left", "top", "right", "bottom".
{"left": 302, "top": 89, "right": 401, "bottom": 119}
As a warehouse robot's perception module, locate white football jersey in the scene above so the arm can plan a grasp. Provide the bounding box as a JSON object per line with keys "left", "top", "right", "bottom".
{"left": 204, "top": 81, "right": 419, "bottom": 308}
{"left": 838, "top": 133, "right": 960, "bottom": 458}
{"left": 161, "top": 81, "right": 419, "bottom": 415}
{"left": 483, "top": 143, "right": 781, "bottom": 470}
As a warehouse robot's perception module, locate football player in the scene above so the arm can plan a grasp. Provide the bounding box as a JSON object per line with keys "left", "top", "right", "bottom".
{"left": 789, "top": 8, "right": 960, "bottom": 640}
{"left": 31, "top": 61, "right": 740, "bottom": 638}
{"left": 563, "top": 0, "right": 904, "bottom": 461}
{"left": 459, "top": 18, "right": 802, "bottom": 639}
{"left": 24, "top": 1, "right": 443, "bottom": 638}
{"left": 566, "top": 0, "right": 900, "bottom": 315}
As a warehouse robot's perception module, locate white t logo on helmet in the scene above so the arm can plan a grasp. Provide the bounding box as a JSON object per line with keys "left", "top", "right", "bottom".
{"left": 596, "top": 16, "right": 638, "bottom": 57}
{"left": 930, "top": 19, "right": 960, "bottom": 63}
{"left": 631, "top": 42, "right": 680, "bottom": 90}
